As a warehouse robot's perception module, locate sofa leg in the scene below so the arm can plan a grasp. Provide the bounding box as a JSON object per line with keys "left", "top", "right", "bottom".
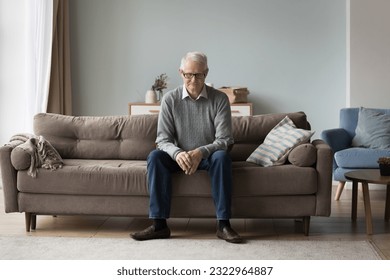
{"left": 334, "top": 181, "right": 346, "bottom": 201}
{"left": 31, "top": 214, "right": 37, "bottom": 230}
{"left": 25, "top": 212, "right": 31, "bottom": 232}
{"left": 303, "top": 216, "right": 310, "bottom": 236}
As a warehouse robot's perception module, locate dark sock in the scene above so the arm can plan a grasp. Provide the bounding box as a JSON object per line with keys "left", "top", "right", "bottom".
{"left": 218, "top": 219, "right": 231, "bottom": 231}
{"left": 153, "top": 219, "right": 167, "bottom": 231}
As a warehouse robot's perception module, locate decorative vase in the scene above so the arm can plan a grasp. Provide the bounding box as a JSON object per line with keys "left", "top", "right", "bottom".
{"left": 379, "top": 164, "right": 390, "bottom": 176}
{"left": 145, "top": 90, "right": 157, "bottom": 104}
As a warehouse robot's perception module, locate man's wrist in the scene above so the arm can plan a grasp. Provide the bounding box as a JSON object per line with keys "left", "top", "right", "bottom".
{"left": 173, "top": 149, "right": 184, "bottom": 160}
{"left": 197, "top": 147, "right": 209, "bottom": 159}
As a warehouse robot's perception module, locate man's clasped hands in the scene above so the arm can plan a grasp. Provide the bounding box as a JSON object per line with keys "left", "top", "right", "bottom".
{"left": 175, "top": 149, "right": 203, "bottom": 175}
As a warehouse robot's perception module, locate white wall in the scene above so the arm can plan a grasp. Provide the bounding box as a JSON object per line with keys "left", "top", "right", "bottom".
{"left": 0, "top": 0, "right": 28, "bottom": 144}
{"left": 69, "top": 0, "right": 346, "bottom": 138}
{"left": 349, "top": 0, "right": 390, "bottom": 108}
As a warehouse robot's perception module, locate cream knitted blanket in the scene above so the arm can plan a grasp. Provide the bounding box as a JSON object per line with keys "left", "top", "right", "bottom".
{"left": 7, "top": 133, "right": 63, "bottom": 178}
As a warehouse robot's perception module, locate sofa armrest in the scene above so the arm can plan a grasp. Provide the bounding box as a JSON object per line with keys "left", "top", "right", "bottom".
{"left": 312, "top": 139, "right": 333, "bottom": 216}
{"left": 321, "top": 128, "right": 352, "bottom": 153}
{"left": 0, "top": 145, "right": 19, "bottom": 212}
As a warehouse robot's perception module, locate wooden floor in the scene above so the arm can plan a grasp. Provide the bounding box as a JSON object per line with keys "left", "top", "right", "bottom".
{"left": 1, "top": 184, "right": 389, "bottom": 259}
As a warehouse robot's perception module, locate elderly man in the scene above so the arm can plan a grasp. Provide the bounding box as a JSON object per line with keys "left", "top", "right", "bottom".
{"left": 131, "top": 51, "right": 242, "bottom": 243}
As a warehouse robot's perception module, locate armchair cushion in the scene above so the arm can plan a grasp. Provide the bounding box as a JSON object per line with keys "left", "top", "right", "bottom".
{"left": 352, "top": 107, "right": 390, "bottom": 149}
{"left": 334, "top": 147, "right": 390, "bottom": 168}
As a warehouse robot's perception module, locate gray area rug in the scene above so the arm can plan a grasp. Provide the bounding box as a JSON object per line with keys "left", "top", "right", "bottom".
{"left": 0, "top": 236, "right": 381, "bottom": 260}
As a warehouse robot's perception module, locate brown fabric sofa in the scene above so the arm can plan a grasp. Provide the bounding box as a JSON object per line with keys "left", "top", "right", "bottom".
{"left": 0, "top": 112, "right": 333, "bottom": 235}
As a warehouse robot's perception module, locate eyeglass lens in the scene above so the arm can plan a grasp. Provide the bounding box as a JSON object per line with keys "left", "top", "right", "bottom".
{"left": 183, "top": 73, "right": 205, "bottom": 79}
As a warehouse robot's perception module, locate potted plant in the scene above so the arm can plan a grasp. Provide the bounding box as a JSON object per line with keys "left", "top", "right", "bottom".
{"left": 152, "top": 73, "right": 168, "bottom": 101}
{"left": 145, "top": 73, "right": 168, "bottom": 103}
{"left": 377, "top": 157, "right": 390, "bottom": 176}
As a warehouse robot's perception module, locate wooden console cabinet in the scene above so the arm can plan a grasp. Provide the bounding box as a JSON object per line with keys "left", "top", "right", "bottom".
{"left": 128, "top": 103, "right": 252, "bottom": 116}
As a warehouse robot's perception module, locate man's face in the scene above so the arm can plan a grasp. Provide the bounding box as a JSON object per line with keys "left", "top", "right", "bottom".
{"left": 180, "top": 59, "right": 208, "bottom": 96}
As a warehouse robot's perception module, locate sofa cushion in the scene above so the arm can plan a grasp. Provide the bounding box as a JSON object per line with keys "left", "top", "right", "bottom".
{"left": 10, "top": 147, "right": 31, "bottom": 170}
{"left": 288, "top": 143, "right": 317, "bottom": 167}
{"left": 352, "top": 107, "right": 390, "bottom": 149}
{"left": 246, "top": 116, "right": 314, "bottom": 167}
{"left": 172, "top": 163, "right": 317, "bottom": 197}
{"left": 17, "top": 159, "right": 149, "bottom": 196}
{"left": 334, "top": 147, "right": 390, "bottom": 168}
{"left": 33, "top": 113, "right": 158, "bottom": 160}
{"left": 16, "top": 159, "right": 317, "bottom": 197}
{"left": 231, "top": 162, "right": 317, "bottom": 196}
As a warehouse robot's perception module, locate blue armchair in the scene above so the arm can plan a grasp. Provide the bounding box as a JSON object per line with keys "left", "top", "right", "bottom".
{"left": 321, "top": 107, "right": 390, "bottom": 200}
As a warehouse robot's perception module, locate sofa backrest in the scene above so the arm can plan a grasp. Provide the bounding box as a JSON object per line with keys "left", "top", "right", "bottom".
{"left": 34, "top": 111, "right": 310, "bottom": 161}
{"left": 34, "top": 113, "right": 158, "bottom": 160}
{"left": 340, "top": 107, "right": 390, "bottom": 139}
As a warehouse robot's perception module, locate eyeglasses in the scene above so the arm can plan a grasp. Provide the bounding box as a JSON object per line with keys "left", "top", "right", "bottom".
{"left": 182, "top": 72, "right": 206, "bottom": 80}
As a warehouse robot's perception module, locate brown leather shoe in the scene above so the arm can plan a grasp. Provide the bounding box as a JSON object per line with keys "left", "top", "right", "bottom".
{"left": 130, "top": 225, "right": 171, "bottom": 241}
{"left": 217, "top": 226, "right": 243, "bottom": 243}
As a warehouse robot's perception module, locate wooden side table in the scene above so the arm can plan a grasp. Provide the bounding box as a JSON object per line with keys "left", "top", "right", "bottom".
{"left": 345, "top": 169, "right": 390, "bottom": 235}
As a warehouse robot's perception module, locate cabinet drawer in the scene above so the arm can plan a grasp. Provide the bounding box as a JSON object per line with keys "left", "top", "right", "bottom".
{"left": 230, "top": 104, "right": 252, "bottom": 116}
{"left": 129, "top": 104, "right": 160, "bottom": 115}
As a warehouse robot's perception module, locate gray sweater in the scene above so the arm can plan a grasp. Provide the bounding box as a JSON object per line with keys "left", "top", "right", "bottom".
{"left": 156, "top": 85, "right": 234, "bottom": 160}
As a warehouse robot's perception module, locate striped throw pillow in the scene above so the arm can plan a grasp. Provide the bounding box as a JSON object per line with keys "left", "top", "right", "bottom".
{"left": 247, "top": 116, "right": 314, "bottom": 167}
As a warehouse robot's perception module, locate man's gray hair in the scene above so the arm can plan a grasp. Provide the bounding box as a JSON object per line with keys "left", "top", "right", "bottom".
{"left": 180, "top": 51, "right": 208, "bottom": 70}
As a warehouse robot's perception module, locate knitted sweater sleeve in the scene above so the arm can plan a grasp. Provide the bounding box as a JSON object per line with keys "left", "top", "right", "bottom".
{"left": 198, "top": 94, "right": 234, "bottom": 159}
{"left": 155, "top": 94, "right": 183, "bottom": 160}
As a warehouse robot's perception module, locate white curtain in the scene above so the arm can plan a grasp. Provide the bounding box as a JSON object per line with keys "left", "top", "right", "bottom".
{"left": 25, "top": 0, "right": 53, "bottom": 132}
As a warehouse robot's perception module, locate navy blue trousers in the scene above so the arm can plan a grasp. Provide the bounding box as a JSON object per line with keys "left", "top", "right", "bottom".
{"left": 147, "top": 149, "right": 232, "bottom": 220}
